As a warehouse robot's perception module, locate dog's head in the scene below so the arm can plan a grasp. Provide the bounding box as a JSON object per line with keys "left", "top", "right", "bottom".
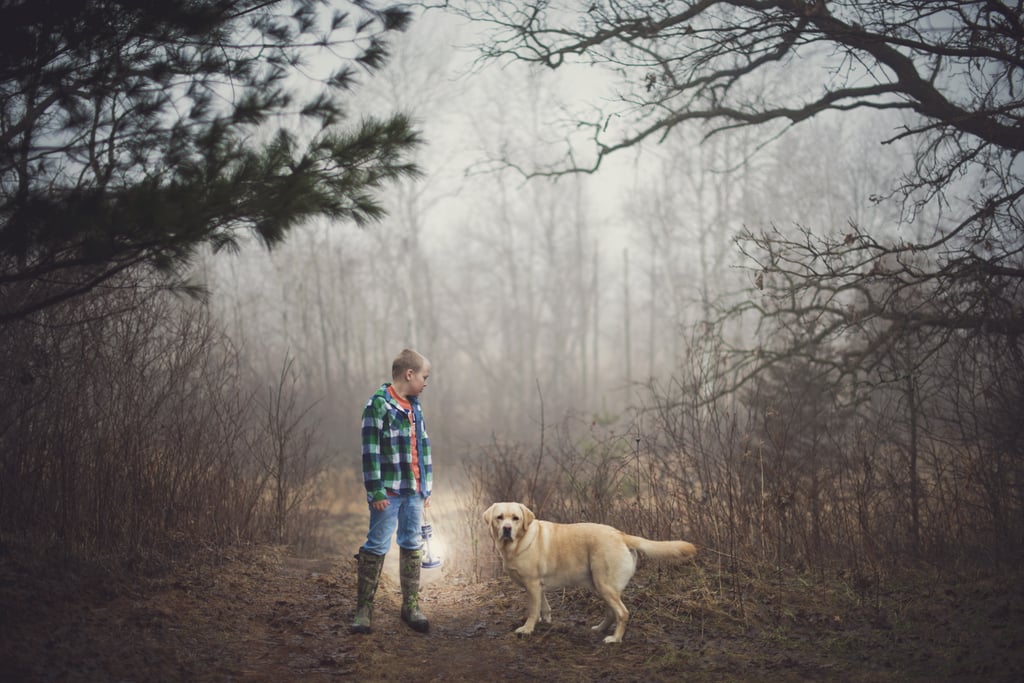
{"left": 483, "top": 502, "right": 535, "bottom": 544}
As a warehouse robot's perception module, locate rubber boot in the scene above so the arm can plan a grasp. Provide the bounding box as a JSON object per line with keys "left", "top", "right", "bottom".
{"left": 399, "top": 547, "right": 430, "bottom": 633}
{"left": 351, "top": 550, "right": 385, "bottom": 634}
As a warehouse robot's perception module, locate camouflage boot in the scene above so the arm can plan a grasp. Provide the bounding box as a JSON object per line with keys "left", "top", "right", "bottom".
{"left": 399, "top": 547, "right": 430, "bottom": 633}
{"left": 350, "top": 550, "right": 385, "bottom": 634}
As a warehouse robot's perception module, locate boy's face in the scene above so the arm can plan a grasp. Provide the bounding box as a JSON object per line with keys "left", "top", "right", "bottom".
{"left": 405, "top": 363, "right": 430, "bottom": 397}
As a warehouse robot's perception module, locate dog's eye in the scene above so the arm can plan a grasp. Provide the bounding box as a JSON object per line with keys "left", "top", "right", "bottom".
{"left": 512, "top": 516, "right": 519, "bottom": 521}
{"left": 496, "top": 514, "right": 503, "bottom": 520}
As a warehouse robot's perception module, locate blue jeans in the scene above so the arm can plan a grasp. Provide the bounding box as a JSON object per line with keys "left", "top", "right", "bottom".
{"left": 361, "top": 493, "right": 425, "bottom": 556}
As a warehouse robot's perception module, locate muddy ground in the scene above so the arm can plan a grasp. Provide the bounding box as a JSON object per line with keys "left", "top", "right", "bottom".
{"left": 2, "top": 511, "right": 1023, "bottom": 682}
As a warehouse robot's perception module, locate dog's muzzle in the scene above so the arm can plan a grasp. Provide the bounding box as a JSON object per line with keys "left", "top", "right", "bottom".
{"left": 501, "top": 525, "right": 513, "bottom": 541}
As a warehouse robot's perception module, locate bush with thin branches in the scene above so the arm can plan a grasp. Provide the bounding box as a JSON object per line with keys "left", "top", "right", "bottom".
{"left": 0, "top": 275, "right": 328, "bottom": 564}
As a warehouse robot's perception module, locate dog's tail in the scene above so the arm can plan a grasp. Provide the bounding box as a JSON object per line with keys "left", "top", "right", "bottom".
{"left": 624, "top": 535, "right": 697, "bottom": 562}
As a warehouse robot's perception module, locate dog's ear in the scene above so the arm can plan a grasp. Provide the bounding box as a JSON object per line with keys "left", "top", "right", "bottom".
{"left": 482, "top": 503, "right": 495, "bottom": 525}
{"left": 518, "top": 503, "right": 535, "bottom": 529}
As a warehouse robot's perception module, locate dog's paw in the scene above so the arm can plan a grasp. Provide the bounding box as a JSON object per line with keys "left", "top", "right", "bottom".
{"left": 514, "top": 624, "right": 535, "bottom": 636}
{"left": 602, "top": 635, "right": 622, "bottom": 644}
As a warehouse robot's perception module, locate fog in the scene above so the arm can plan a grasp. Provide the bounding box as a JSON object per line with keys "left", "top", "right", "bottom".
{"left": 59, "top": 0, "right": 1007, "bottom": 575}
{"left": 199, "top": 9, "right": 913, "bottom": 461}
{"left": 4, "top": 13, "right": 1022, "bottom": 672}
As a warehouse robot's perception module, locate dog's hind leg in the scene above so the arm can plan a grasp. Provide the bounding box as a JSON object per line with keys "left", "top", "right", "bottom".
{"left": 540, "top": 593, "right": 552, "bottom": 624}
{"left": 593, "top": 582, "right": 629, "bottom": 643}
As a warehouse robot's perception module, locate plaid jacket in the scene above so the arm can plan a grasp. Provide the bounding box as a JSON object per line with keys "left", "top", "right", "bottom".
{"left": 360, "top": 383, "right": 432, "bottom": 502}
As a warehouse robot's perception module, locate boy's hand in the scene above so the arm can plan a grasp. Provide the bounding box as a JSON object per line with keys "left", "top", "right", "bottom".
{"left": 371, "top": 499, "right": 390, "bottom": 512}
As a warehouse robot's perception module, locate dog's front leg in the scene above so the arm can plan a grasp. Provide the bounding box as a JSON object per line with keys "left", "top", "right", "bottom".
{"left": 515, "top": 580, "right": 544, "bottom": 635}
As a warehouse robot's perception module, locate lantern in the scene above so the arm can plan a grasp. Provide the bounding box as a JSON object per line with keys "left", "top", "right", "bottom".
{"left": 420, "top": 512, "right": 442, "bottom": 569}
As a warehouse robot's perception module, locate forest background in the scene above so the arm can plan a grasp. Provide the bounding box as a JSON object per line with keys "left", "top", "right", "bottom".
{"left": 2, "top": 0, "right": 1022, "bottom": 595}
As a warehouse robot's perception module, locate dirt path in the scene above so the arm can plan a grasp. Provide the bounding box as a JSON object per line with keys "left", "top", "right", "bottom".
{"left": 0, "top": 512, "right": 703, "bottom": 683}
{"left": 3, "top": 508, "right": 1024, "bottom": 682}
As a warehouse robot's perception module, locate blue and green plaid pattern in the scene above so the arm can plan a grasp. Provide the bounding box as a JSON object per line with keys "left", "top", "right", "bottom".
{"left": 361, "top": 383, "right": 432, "bottom": 502}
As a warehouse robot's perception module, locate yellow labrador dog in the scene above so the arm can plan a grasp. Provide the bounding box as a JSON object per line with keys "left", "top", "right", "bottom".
{"left": 483, "top": 502, "right": 697, "bottom": 643}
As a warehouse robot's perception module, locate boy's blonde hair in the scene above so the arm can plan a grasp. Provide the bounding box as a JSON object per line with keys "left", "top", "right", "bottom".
{"left": 392, "top": 349, "right": 428, "bottom": 380}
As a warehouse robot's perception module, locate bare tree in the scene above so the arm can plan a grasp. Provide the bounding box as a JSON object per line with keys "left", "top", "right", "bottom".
{"left": 439, "top": 0, "right": 1023, "bottom": 377}
{"left": 439, "top": 0, "right": 1024, "bottom": 563}
{"left": 256, "top": 356, "right": 325, "bottom": 544}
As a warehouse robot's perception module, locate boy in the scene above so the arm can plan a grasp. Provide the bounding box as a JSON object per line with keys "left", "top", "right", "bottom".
{"left": 351, "top": 349, "right": 433, "bottom": 634}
